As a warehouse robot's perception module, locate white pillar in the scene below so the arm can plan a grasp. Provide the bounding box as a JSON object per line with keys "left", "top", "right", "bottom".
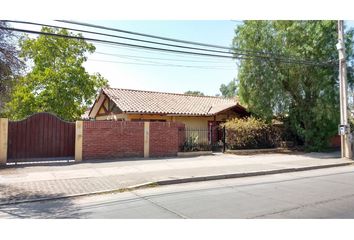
{"left": 75, "top": 120, "right": 83, "bottom": 162}
{"left": 0, "top": 118, "right": 8, "bottom": 165}
{"left": 144, "top": 122, "right": 150, "bottom": 158}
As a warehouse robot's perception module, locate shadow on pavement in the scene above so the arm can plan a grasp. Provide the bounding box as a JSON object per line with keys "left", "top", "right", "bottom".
{"left": 0, "top": 183, "right": 85, "bottom": 219}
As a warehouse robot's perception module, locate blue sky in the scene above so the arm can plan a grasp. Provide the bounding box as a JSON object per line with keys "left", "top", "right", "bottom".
{"left": 82, "top": 20, "right": 242, "bottom": 96}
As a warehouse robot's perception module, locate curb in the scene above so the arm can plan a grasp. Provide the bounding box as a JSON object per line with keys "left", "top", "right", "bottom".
{"left": 177, "top": 151, "right": 213, "bottom": 157}
{"left": 151, "top": 162, "right": 353, "bottom": 186}
{"left": 0, "top": 162, "right": 352, "bottom": 206}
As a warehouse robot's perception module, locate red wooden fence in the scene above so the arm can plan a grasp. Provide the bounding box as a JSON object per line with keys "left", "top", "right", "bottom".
{"left": 7, "top": 112, "right": 75, "bottom": 161}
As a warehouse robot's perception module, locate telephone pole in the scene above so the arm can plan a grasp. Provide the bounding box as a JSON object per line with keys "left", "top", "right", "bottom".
{"left": 337, "top": 20, "right": 352, "bottom": 159}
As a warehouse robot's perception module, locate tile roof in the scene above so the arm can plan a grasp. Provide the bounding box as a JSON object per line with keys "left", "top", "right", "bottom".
{"left": 102, "top": 88, "right": 245, "bottom": 116}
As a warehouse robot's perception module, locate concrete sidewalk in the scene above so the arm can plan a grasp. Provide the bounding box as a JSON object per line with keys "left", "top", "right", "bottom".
{"left": 0, "top": 151, "right": 352, "bottom": 204}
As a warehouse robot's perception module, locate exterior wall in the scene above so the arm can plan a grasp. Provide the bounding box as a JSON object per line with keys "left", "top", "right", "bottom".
{"left": 82, "top": 121, "right": 145, "bottom": 160}
{"left": 149, "top": 122, "right": 185, "bottom": 157}
{"left": 89, "top": 93, "right": 106, "bottom": 118}
{"left": 96, "top": 113, "right": 129, "bottom": 121}
{"left": 94, "top": 110, "right": 241, "bottom": 127}
{"left": 215, "top": 110, "right": 241, "bottom": 121}
{"left": 174, "top": 116, "right": 212, "bottom": 129}
{"left": 128, "top": 114, "right": 172, "bottom": 122}
{"left": 82, "top": 121, "right": 184, "bottom": 160}
{"left": 103, "top": 98, "right": 109, "bottom": 109}
{"left": 92, "top": 110, "right": 241, "bottom": 150}
{"left": 126, "top": 109, "right": 240, "bottom": 129}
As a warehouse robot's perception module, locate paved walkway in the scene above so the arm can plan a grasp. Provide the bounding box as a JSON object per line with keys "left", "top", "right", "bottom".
{"left": 0, "top": 151, "right": 351, "bottom": 204}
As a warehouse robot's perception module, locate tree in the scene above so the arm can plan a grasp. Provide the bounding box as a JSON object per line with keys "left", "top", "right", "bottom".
{"left": 220, "top": 78, "right": 239, "bottom": 98}
{"left": 184, "top": 90, "right": 205, "bottom": 96}
{"left": 0, "top": 21, "right": 24, "bottom": 115}
{"left": 5, "top": 27, "right": 108, "bottom": 121}
{"left": 233, "top": 21, "right": 354, "bottom": 151}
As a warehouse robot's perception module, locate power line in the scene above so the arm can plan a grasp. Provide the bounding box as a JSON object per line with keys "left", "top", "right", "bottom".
{"left": 94, "top": 53, "right": 236, "bottom": 67}
{"left": 87, "top": 58, "right": 237, "bottom": 70}
{"left": 4, "top": 20, "right": 236, "bottom": 56}
{"left": 6, "top": 20, "right": 317, "bottom": 64}
{"left": 3, "top": 21, "right": 335, "bottom": 65}
{"left": 56, "top": 20, "right": 233, "bottom": 50}
{"left": 0, "top": 26, "right": 236, "bottom": 59}
{"left": 57, "top": 20, "right": 328, "bottom": 63}
{"left": 95, "top": 51, "right": 335, "bottom": 67}
{"left": 95, "top": 51, "right": 235, "bottom": 63}
{"left": 93, "top": 42, "right": 237, "bottom": 60}
{"left": 97, "top": 42, "right": 333, "bottom": 67}
{"left": 0, "top": 25, "right": 335, "bottom": 66}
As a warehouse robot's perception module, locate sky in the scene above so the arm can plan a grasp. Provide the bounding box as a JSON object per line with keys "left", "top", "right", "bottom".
{"left": 83, "top": 20, "right": 241, "bottom": 96}
{"left": 8, "top": 20, "right": 354, "bottom": 96}
{"left": 10, "top": 20, "right": 243, "bottom": 96}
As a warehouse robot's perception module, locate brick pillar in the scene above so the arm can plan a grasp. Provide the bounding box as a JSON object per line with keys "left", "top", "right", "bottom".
{"left": 144, "top": 121, "right": 150, "bottom": 158}
{"left": 0, "top": 118, "right": 8, "bottom": 165}
{"left": 75, "top": 120, "right": 83, "bottom": 162}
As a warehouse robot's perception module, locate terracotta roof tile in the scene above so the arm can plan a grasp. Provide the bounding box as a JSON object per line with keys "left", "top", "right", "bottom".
{"left": 102, "top": 88, "right": 244, "bottom": 116}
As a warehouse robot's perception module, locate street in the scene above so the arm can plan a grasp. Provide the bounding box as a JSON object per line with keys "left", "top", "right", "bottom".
{"left": 1, "top": 165, "right": 354, "bottom": 218}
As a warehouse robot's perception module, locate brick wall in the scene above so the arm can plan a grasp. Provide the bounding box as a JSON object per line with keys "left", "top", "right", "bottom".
{"left": 83, "top": 121, "right": 144, "bottom": 160}
{"left": 82, "top": 121, "right": 185, "bottom": 160}
{"left": 149, "top": 122, "right": 185, "bottom": 157}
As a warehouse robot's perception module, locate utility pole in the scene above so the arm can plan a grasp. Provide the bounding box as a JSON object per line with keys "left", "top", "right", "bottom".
{"left": 337, "top": 20, "right": 352, "bottom": 159}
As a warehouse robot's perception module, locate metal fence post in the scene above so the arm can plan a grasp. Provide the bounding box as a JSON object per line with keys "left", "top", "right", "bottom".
{"left": 209, "top": 124, "right": 212, "bottom": 145}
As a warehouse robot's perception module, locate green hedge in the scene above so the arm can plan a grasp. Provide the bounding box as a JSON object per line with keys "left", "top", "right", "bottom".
{"left": 223, "top": 117, "right": 280, "bottom": 149}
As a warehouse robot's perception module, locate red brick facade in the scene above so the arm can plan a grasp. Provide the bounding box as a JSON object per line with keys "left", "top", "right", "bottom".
{"left": 149, "top": 122, "right": 185, "bottom": 157}
{"left": 82, "top": 121, "right": 185, "bottom": 160}
{"left": 82, "top": 121, "right": 144, "bottom": 160}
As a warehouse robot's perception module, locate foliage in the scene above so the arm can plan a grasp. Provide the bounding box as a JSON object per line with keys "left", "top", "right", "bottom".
{"left": 181, "top": 134, "right": 212, "bottom": 152}
{"left": 223, "top": 117, "right": 278, "bottom": 149}
{"left": 219, "top": 78, "right": 239, "bottom": 98}
{"left": 0, "top": 21, "right": 24, "bottom": 115}
{"left": 233, "top": 21, "right": 354, "bottom": 151}
{"left": 5, "top": 27, "right": 108, "bottom": 121}
{"left": 349, "top": 117, "right": 354, "bottom": 131}
{"left": 184, "top": 90, "right": 205, "bottom": 96}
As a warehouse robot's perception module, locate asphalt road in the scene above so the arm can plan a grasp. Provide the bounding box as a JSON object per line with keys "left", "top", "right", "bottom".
{"left": 2, "top": 165, "right": 354, "bottom": 219}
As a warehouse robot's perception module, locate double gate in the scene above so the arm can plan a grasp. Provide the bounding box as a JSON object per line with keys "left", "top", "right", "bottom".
{"left": 7, "top": 112, "right": 75, "bottom": 162}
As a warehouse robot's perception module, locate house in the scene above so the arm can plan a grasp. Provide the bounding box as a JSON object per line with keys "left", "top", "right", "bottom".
{"left": 88, "top": 88, "right": 249, "bottom": 144}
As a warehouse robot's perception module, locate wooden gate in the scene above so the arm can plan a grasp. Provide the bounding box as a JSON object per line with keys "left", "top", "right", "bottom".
{"left": 7, "top": 112, "right": 75, "bottom": 162}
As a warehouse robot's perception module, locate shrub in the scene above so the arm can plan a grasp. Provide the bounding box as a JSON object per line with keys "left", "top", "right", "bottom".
{"left": 181, "top": 134, "right": 212, "bottom": 152}
{"left": 223, "top": 117, "right": 277, "bottom": 149}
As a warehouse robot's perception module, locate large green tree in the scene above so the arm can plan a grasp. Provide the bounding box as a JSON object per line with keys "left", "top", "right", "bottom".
{"left": 5, "top": 27, "right": 108, "bottom": 121}
{"left": 233, "top": 21, "right": 354, "bottom": 151}
{"left": 0, "top": 21, "right": 24, "bottom": 115}
{"left": 219, "top": 78, "right": 239, "bottom": 98}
